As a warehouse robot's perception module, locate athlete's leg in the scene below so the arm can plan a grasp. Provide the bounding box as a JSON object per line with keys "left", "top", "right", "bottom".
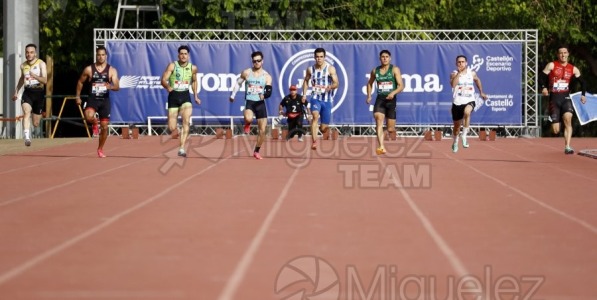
{"left": 562, "top": 111, "right": 573, "bottom": 148}
{"left": 374, "top": 112, "right": 385, "bottom": 150}
{"left": 461, "top": 104, "right": 474, "bottom": 147}
{"left": 98, "top": 119, "right": 109, "bottom": 151}
{"left": 310, "top": 111, "right": 320, "bottom": 143}
{"left": 21, "top": 102, "right": 32, "bottom": 141}
{"left": 256, "top": 117, "right": 267, "bottom": 148}
{"left": 179, "top": 104, "right": 193, "bottom": 151}
{"left": 243, "top": 108, "right": 254, "bottom": 134}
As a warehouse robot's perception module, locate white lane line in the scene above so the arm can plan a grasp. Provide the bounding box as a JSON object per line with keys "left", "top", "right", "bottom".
{"left": 217, "top": 167, "right": 301, "bottom": 300}
{"left": 375, "top": 156, "right": 473, "bottom": 279}
{"left": 0, "top": 152, "right": 241, "bottom": 285}
{"left": 429, "top": 143, "right": 597, "bottom": 235}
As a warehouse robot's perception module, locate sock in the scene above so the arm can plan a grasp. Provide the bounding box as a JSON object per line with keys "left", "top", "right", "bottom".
{"left": 254, "top": 147, "right": 260, "bottom": 153}
{"left": 453, "top": 135, "right": 459, "bottom": 143}
{"left": 24, "top": 129, "right": 30, "bottom": 140}
{"left": 462, "top": 127, "right": 469, "bottom": 140}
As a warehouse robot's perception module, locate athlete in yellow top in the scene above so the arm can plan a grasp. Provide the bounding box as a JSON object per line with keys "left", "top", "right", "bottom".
{"left": 12, "top": 44, "right": 48, "bottom": 146}
{"left": 161, "top": 45, "right": 201, "bottom": 157}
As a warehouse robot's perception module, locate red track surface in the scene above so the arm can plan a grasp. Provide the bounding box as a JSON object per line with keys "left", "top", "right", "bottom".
{"left": 0, "top": 136, "right": 596, "bottom": 300}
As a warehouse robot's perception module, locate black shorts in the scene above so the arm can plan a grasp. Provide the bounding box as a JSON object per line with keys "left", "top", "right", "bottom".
{"left": 21, "top": 88, "right": 45, "bottom": 115}
{"left": 548, "top": 93, "right": 574, "bottom": 123}
{"left": 167, "top": 90, "right": 192, "bottom": 109}
{"left": 245, "top": 100, "right": 267, "bottom": 119}
{"left": 373, "top": 95, "right": 397, "bottom": 119}
{"left": 85, "top": 97, "right": 111, "bottom": 120}
{"left": 451, "top": 101, "right": 476, "bottom": 121}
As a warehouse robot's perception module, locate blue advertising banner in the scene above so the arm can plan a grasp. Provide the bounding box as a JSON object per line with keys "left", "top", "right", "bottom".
{"left": 106, "top": 42, "right": 522, "bottom": 125}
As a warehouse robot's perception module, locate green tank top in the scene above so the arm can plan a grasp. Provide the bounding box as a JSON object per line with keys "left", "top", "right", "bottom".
{"left": 375, "top": 64, "right": 397, "bottom": 96}
{"left": 169, "top": 61, "right": 193, "bottom": 92}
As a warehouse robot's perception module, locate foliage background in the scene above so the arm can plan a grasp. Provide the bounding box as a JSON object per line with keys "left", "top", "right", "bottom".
{"left": 2, "top": 0, "right": 596, "bottom": 136}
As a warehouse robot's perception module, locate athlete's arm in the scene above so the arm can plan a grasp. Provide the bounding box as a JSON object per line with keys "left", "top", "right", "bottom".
{"left": 389, "top": 65, "right": 405, "bottom": 99}
{"left": 573, "top": 66, "right": 587, "bottom": 104}
{"left": 262, "top": 73, "right": 273, "bottom": 99}
{"left": 31, "top": 61, "right": 48, "bottom": 85}
{"left": 366, "top": 69, "right": 376, "bottom": 104}
{"left": 230, "top": 69, "right": 247, "bottom": 102}
{"left": 301, "top": 67, "right": 312, "bottom": 102}
{"left": 450, "top": 70, "right": 461, "bottom": 88}
{"left": 160, "top": 63, "right": 175, "bottom": 92}
{"left": 540, "top": 62, "right": 554, "bottom": 96}
{"left": 328, "top": 65, "right": 339, "bottom": 91}
{"left": 75, "top": 66, "right": 92, "bottom": 105}
{"left": 110, "top": 67, "right": 120, "bottom": 91}
{"left": 12, "top": 66, "right": 25, "bottom": 101}
{"left": 472, "top": 71, "right": 488, "bottom": 100}
{"left": 192, "top": 65, "right": 201, "bottom": 104}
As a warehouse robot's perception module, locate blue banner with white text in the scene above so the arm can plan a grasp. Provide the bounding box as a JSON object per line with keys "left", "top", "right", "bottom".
{"left": 106, "top": 42, "right": 522, "bottom": 125}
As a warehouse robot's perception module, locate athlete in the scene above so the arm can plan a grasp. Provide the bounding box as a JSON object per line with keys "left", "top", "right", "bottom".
{"left": 540, "top": 45, "right": 587, "bottom": 154}
{"left": 366, "top": 50, "right": 405, "bottom": 155}
{"left": 161, "top": 45, "right": 201, "bottom": 157}
{"left": 450, "top": 55, "right": 487, "bottom": 153}
{"left": 76, "top": 46, "right": 120, "bottom": 158}
{"left": 301, "top": 48, "right": 339, "bottom": 150}
{"left": 229, "top": 51, "right": 273, "bottom": 160}
{"left": 12, "top": 44, "right": 48, "bottom": 146}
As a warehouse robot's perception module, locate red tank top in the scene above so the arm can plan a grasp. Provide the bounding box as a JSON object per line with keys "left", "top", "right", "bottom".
{"left": 548, "top": 61, "right": 574, "bottom": 94}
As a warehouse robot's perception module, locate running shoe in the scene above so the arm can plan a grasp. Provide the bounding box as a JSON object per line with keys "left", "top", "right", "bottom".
{"left": 253, "top": 152, "right": 263, "bottom": 160}
{"left": 25, "top": 139, "right": 31, "bottom": 147}
{"left": 244, "top": 123, "right": 251, "bottom": 134}
{"left": 97, "top": 149, "right": 106, "bottom": 158}
{"left": 462, "top": 137, "right": 469, "bottom": 148}
{"left": 311, "top": 142, "right": 317, "bottom": 150}
{"left": 298, "top": 136, "right": 304, "bottom": 142}
{"left": 178, "top": 149, "right": 187, "bottom": 157}
{"left": 564, "top": 147, "right": 575, "bottom": 155}
{"left": 452, "top": 142, "right": 458, "bottom": 153}
{"left": 376, "top": 147, "right": 386, "bottom": 155}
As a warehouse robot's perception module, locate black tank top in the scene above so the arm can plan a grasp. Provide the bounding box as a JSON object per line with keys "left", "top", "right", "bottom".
{"left": 89, "top": 64, "right": 111, "bottom": 99}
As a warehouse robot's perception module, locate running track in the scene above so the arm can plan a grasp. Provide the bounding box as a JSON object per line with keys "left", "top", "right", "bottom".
{"left": 0, "top": 136, "right": 596, "bottom": 300}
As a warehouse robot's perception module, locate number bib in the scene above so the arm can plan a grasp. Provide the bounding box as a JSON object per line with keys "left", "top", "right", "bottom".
{"left": 174, "top": 80, "right": 190, "bottom": 90}
{"left": 25, "top": 74, "right": 40, "bottom": 87}
{"left": 247, "top": 84, "right": 263, "bottom": 95}
{"left": 378, "top": 81, "right": 393, "bottom": 93}
{"left": 312, "top": 85, "right": 326, "bottom": 95}
{"left": 552, "top": 80, "right": 569, "bottom": 92}
{"left": 92, "top": 83, "right": 108, "bottom": 96}
{"left": 456, "top": 86, "right": 474, "bottom": 98}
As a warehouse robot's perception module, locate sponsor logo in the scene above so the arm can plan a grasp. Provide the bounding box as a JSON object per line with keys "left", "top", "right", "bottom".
{"left": 469, "top": 54, "right": 484, "bottom": 72}
{"left": 119, "top": 75, "right": 162, "bottom": 89}
{"left": 485, "top": 55, "right": 514, "bottom": 72}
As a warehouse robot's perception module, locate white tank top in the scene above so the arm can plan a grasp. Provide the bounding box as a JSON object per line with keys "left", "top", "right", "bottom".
{"left": 452, "top": 70, "right": 476, "bottom": 105}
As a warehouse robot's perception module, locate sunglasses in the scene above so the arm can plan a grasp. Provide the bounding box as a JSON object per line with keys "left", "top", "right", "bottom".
{"left": 252, "top": 59, "right": 262, "bottom": 63}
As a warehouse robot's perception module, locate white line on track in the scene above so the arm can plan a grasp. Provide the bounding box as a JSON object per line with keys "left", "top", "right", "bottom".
{"left": 0, "top": 152, "right": 242, "bottom": 285}
{"left": 217, "top": 167, "right": 301, "bottom": 300}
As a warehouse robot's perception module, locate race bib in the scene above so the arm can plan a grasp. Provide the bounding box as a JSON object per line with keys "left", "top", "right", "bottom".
{"left": 552, "top": 80, "right": 569, "bottom": 92}
{"left": 456, "top": 86, "right": 474, "bottom": 97}
{"left": 247, "top": 84, "right": 263, "bottom": 95}
{"left": 378, "top": 81, "right": 393, "bottom": 93}
{"left": 25, "top": 73, "right": 40, "bottom": 87}
{"left": 174, "top": 80, "right": 190, "bottom": 90}
{"left": 92, "top": 83, "right": 108, "bottom": 95}
{"left": 312, "top": 85, "right": 326, "bottom": 95}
